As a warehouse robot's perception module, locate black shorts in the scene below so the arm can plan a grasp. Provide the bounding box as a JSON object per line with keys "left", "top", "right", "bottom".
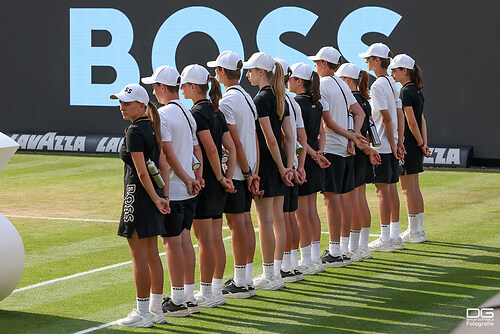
{"left": 373, "top": 153, "right": 400, "bottom": 184}
{"left": 323, "top": 154, "right": 355, "bottom": 194}
{"left": 194, "top": 175, "right": 227, "bottom": 220}
{"left": 118, "top": 184, "right": 166, "bottom": 239}
{"left": 299, "top": 155, "right": 325, "bottom": 196}
{"left": 401, "top": 143, "right": 424, "bottom": 175}
{"left": 283, "top": 183, "right": 299, "bottom": 212}
{"left": 224, "top": 180, "right": 253, "bottom": 214}
{"left": 161, "top": 197, "right": 197, "bottom": 237}
{"left": 354, "top": 151, "right": 368, "bottom": 188}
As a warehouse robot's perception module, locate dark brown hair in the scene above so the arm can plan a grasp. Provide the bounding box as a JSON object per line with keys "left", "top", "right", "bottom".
{"left": 357, "top": 70, "right": 370, "bottom": 100}
{"left": 198, "top": 75, "right": 223, "bottom": 111}
{"left": 407, "top": 65, "right": 423, "bottom": 90}
{"left": 218, "top": 60, "right": 243, "bottom": 80}
{"left": 327, "top": 60, "right": 341, "bottom": 72}
{"left": 302, "top": 71, "right": 321, "bottom": 104}
{"left": 145, "top": 102, "right": 162, "bottom": 150}
{"left": 373, "top": 51, "right": 394, "bottom": 69}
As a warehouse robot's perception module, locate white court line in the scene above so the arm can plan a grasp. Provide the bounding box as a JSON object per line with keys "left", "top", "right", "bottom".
{"left": 73, "top": 321, "right": 119, "bottom": 334}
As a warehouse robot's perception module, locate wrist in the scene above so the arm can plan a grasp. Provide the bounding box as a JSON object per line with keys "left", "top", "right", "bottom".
{"left": 418, "top": 142, "right": 425, "bottom": 148}
{"left": 163, "top": 195, "right": 169, "bottom": 200}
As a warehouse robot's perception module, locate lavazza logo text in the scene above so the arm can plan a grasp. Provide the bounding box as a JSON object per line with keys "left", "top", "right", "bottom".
{"left": 466, "top": 308, "right": 495, "bottom": 328}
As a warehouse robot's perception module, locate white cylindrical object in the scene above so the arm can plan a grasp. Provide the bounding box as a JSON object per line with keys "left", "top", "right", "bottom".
{"left": 0, "top": 213, "right": 25, "bottom": 301}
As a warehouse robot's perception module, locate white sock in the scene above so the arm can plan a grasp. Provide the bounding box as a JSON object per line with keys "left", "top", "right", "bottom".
{"left": 200, "top": 282, "right": 211, "bottom": 296}
{"left": 137, "top": 297, "right": 149, "bottom": 315}
{"left": 311, "top": 241, "right": 321, "bottom": 261}
{"left": 234, "top": 265, "right": 246, "bottom": 287}
{"left": 212, "top": 278, "right": 223, "bottom": 295}
{"left": 408, "top": 214, "right": 419, "bottom": 233}
{"left": 390, "top": 221, "right": 400, "bottom": 240}
{"left": 381, "top": 224, "right": 390, "bottom": 242}
{"left": 149, "top": 293, "right": 162, "bottom": 311}
{"left": 171, "top": 287, "right": 184, "bottom": 305}
{"left": 340, "top": 237, "right": 349, "bottom": 254}
{"left": 246, "top": 262, "right": 253, "bottom": 284}
{"left": 184, "top": 284, "right": 195, "bottom": 301}
{"left": 263, "top": 263, "right": 274, "bottom": 279}
{"left": 349, "top": 230, "right": 360, "bottom": 252}
{"left": 418, "top": 212, "right": 425, "bottom": 232}
{"left": 291, "top": 249, "right": 299, "bottom": 269}
{"left": 273, "top": 259, "right": 282, "bottom": 276}
{"left": 359, "top": 227, "right": 370, "bottom": 248}
{"left": 329, "top": 241, "right": 341, "bottom": 257}
{"left": 282, "top": 252, "right": 292, "bottom": 272}
{"left": 300, "top": 244, "right": 312, "bottom": 265}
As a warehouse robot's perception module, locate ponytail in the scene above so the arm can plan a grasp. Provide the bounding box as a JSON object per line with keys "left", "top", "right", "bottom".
{"left": 268, "top": 63, "right": 286, "bottom": 120}
{"left": 304, "top": 72, "right": 321, "bottom": 104}
{"left": 208, "top": 76, "right": 222, "bottom": 111}
{"left": 197, "top": 75, "right": 223, "bottom": 112}
{"left": 408, "top": 65, "right": 423, "bottom": 90}
{"left": 358, "top": 70, "right": 370, "bottom": 100}
{"left": 146, "top": 101, "right": 162, "bottom": 150}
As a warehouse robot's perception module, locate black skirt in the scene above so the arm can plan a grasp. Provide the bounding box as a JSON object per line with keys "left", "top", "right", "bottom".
{"left": 299, "top": 155, "right": 325, "bottom": 196}
{"left": 118, "top": 182, "right": 165, "bottom": 239}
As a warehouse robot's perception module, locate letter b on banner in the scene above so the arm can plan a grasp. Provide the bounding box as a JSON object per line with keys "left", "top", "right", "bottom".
{"left": 70, "top": 8, "right": 139, "bottom": 106}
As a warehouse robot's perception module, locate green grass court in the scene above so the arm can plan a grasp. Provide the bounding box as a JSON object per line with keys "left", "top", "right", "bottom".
{"left": 0, "top": 153, "right": 499, "bottom": 333}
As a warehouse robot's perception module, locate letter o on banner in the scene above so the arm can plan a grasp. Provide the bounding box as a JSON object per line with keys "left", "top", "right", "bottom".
{"left": 151, "top": 6, "right": 244, "bottom": 72}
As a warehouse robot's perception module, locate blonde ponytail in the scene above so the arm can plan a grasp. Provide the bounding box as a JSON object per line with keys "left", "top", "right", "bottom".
{"left": 268, "top": 63, "right": 286, "bottom": 120}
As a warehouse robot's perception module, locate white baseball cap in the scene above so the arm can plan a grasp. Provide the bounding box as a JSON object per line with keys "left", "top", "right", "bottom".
{"left": 110, "top": 84, "right": 149, "bottom": 105}
{"left": 207, "top": 50, "right": 242, "bottom": 70}
{"left": 242, "top": 52, "right": 275, "bottom": 72}
{"left": 336, "top": 63, "right": 361, "bottom": 79}
{"left": 358, "top": 43, "right": 391, "bottom": 59}
{"left": 180, "top": 64, "right": 210, "bottom": 85}
{"left": 290, "top": 62, "right": 314, "bottom": 81}
{"left": 141, "top": 65, "right": 180, "bottom": 86}
{"left": 389, "top": 54, "right": 416, "bottom": 70}
{"left": 307, "top": 46, "right": 341, "bottom": 64}
{"left": 274, "top": 58, "right": 289, "bottom": 74}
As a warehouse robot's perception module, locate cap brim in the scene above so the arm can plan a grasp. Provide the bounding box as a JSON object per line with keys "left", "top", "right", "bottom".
{"left": 358, "top": 52, "right": 371, "bottom": 58}
{"left": 307, "top": 55, "right": 322, "bottom": 61}
{"left": 206, "top": 60, "right": 218, "bottom": 68}
{"left": 242, "top": 61, "right": 255, "bottom": 69}
{"left": 109, "top": 92, "right": 134, "bottom": 102}
{"left": 141, "top": 77, "right": 156, "bottom": 84}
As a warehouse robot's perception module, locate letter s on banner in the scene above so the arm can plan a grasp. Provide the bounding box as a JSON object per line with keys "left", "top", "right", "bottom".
{"left": 70, "top": 8, "right": 139, "bottom": 106}
{"left": 256, "top": 7, "right": 318, "bottom": 67}
{"left": 337, "top": 6, "right": 402, "bottom": 75}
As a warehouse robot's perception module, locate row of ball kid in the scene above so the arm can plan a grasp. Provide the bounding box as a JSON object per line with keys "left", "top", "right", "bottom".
{"left": 111, "top": 42, "right": 430, "bottom": 327}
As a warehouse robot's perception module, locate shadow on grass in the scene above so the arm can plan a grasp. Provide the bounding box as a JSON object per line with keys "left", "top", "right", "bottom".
{"left": 0, "top": 310, "right": 123, "bottom": 334}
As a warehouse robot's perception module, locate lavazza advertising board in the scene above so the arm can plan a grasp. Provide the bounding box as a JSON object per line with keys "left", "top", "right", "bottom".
{"left": 1, "top": 1, "right": 498, "bottom": 167}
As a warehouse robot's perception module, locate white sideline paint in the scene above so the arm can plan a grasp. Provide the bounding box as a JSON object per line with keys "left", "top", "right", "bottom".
{"left": 10, "top": 214, "right": 379, "bottom": 295}
{"left": 72, "top": 321, "right": 118, "bottom": 334}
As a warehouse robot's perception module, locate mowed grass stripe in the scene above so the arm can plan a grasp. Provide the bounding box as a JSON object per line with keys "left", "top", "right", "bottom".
{"left": 0, "top": 153, "right": 499, "bottom": 334}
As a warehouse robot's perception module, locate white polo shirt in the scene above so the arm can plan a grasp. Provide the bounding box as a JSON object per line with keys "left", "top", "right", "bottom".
{"left": 370, "top": 75, "right": 402, "bottom": 154}
{"left": 320, "top": 75, "right": 357, "bottom": 157}
{"left": 219, "top": 85, "right": 258, "bottom": 181}
{"left": 285, "top": 91, "right": 305, "bottom": 168}
{"left": 158, "top": 99, "right": 198, "bottom": 201}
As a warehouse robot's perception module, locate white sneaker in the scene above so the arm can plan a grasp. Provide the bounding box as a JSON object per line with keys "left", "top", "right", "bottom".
{"left": 297, "top": 261, "right": 317, "bottom": 275}
{"left": 400, "top": 229, "right": 422, "bottom": 243}
{"left": 359, "top": 246, "right": 373, "bottom": 259}
{"left": 368, "top": 237, "right": 395, "bottom": 252}
{"left": 213, "top": 291, "right": 226, "bottom": 305}
{"left": 312, "top": 259, "right": 326, "bottom": 273}
{"left": 194, "top": 291, "right": 217, "bottom": 308}
{"left": 274, "top": 275, "right": 286, "bottom": 290}
{"left": 253, "top": 275, "right": 279, "bottom": 290}
{"left": 391, "top": 237, "right": 405, "bottom": 250}
{"left": 419, "top": 230, "right": 428, "bottom": 242}
{"left": 116, "top": 310, "right": 154, "bottom": 328}
{"left": 350, "top": 249, "right": 363, "bottom": 262}
{"left": 149, "top": 308, "right": 167, "bottom": 324}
